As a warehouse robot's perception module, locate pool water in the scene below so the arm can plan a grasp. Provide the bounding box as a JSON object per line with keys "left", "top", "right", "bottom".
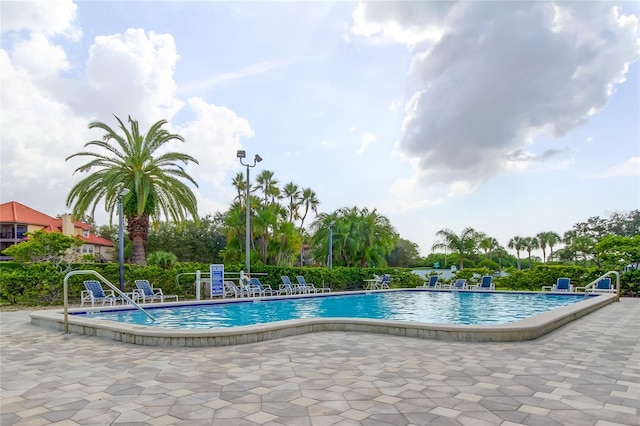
{"left": 78, "top": 291, "right": 590, "bottom": 329}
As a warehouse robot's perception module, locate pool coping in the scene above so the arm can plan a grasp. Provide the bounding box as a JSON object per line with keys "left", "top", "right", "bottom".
{"left": 29, "top": 290, "right": 617, "bottom": 347}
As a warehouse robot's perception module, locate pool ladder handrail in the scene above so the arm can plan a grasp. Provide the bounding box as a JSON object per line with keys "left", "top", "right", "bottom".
{"left": 579, "top": 271, "right": 620, "bottom": 301}
{"left": 63, "top": 269, "right": 156, "bottom": 333}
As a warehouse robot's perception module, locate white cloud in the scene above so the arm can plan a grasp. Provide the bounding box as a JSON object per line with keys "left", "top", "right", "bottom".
{"left": 351, "top": 1, "right": 451, "bottom": 45}
{"left": 81, "top": 28, "right": 184, "bottom": 126}
{"left": 357, "top": 132, "right": 376, "bottom": 154}
{"left": 0, "top": 0, "right": 82, "bottom": 40}
{"left": 176, "top": 97, "right": 254, "bottom": 189}
{"left": 588, "top": 157, "right": 640, "bottom": 178}
{"left": 1, "top": 7, "right": 257, "bottom": 222}
{"left": 352, "top": 1, "right": 640, "bottom": 194}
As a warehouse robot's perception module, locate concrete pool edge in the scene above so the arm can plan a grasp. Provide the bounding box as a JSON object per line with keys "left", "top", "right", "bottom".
{"left": 29, "top": 291, "right": 617, "bottom": 346}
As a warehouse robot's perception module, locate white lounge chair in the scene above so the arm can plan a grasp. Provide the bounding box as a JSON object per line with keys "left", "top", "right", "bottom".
{"left": 577, "top": 277, "right": 615, "bottom": 294}
{"left": 135, "top": 280, "right": 179, "bottom": 303}
{"left": 296, "top": 276, "right": 319, "bottom": 294}
{"left": 470, "top": 276, "right": 494, "bottom": 290}
{"left": 443, "top": 279, "right": 467, "bottom": 290}
{"left": 422, "top": 276, "right": 440, "bottom": 289}
{"left": 542, "top": 278, "right": 573, "bottom": 292}
{"left": 81, "top": 280, "right": 120, "bottom": 307}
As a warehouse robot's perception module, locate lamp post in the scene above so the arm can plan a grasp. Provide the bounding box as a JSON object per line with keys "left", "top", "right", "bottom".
{"left": 118, "top": 188, "right": 130, "bottom": 292}
{"left": 237, "top": 150, "right": 262, "bottom": 275}
{"left": 328, "top": 220, "right": 335, "bottom": 271}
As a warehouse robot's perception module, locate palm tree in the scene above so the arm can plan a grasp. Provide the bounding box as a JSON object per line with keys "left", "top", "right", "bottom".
{"left": 536, "top": 231, "right": 561, "bottom": 262}
{"left": 231, "top": 172, "right": 247, "bottom": 206}
{"left": 508, "top": 236, "right": 525, "bottom": 270}
{"left": 479, "top": 235, "right": 499, "bottom": 261}
{"left": 282, "top": 182, "right": 301, "bottom": 223}
{"left": 522, "top": 237, "right": 539, "bottom": 269}
{"left": 255, "top": 170, "right": 280, "bottom": 207}
{"left": 299, "top": 188, "right": 319, "bottom": 230}
{"left": 66, "top": 115, "right": 199, "bottom": 265}
{"left": 431, "top": 227, "right": 478, "bottom": 270}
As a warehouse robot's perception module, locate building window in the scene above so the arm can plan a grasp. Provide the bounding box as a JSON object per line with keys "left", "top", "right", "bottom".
{"left": 16, "top": 225, "right": 27, "bottom": 239}
{"left": 82, "top": 230, "right": 89, "bottom": 238}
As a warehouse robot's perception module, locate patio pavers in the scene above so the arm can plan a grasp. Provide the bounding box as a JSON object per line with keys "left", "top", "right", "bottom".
{"left": 1, "top": 298, "right": 638, "bottom": 425}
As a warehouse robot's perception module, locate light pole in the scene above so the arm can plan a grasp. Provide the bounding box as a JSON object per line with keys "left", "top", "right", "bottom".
{"left": 328, "top": 220, "right": 335, "bottom": 271}
{"left": 118, "top": 188, "right": 130, "bottom": 292}
{"left": 237, "top": 150, "right": 262, "bottom": 275}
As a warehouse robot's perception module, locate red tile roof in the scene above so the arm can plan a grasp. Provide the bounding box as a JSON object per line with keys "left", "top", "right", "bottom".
{"left": 0, "top": 201, "right": 113, "bottom": 247}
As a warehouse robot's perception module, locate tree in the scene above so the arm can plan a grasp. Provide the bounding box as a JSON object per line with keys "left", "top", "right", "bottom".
{"left": 1, "top": 230, "right": 82, "bottom": 271}
{"left": 386, "top": 238, "right": 421, "bottom": 267}
{"left": 66, "top": 115, "right": 199, "bottom": 265}
{"left": 508, "top": 236, "right": 525, "bottom": 270}
{"left": 299, "top": 188, "right": 319, "bottom": 230}
{"left": 431, "top": 227, "right": 479, "bottom": 270}
{"left": 282, "top": 182, "right": 301, "bottom": 223}
{"left": 536, "top": 231, "right": 561, "bottom": 262}
{"left": 522, "top": 237, "right": 540, "bottom": 269}
{"left": 595, "top": 235, "right": 640, "bottom": 270}
{"left": 310, "top": 207, "right": 397, "bottom": 268}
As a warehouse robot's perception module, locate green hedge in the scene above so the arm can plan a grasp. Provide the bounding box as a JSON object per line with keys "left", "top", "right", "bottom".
{"left": 1, "top": 262, "right": 637, "bottom": 306}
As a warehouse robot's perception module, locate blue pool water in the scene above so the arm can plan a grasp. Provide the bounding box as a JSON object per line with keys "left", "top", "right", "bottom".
{"left": 78, "top": 291, "right": 591, "bottom": 329}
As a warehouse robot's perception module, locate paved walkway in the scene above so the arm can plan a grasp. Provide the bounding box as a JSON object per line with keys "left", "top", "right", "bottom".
{"left": 1, "top": 299, "right": 639, "bottom": 426}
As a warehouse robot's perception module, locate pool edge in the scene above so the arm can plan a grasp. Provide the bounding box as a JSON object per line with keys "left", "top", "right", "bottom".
{"left": 28, "top": 292, "right": 617, "bottom": 346}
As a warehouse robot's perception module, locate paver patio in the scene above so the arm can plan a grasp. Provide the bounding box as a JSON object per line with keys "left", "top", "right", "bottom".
{"left": 1, "top": 298, "right": 639, "bottom": 425}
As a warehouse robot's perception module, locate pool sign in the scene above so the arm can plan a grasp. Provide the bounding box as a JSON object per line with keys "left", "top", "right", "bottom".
{"left": 210, "top": 264, "right": 224, "bottom": 298}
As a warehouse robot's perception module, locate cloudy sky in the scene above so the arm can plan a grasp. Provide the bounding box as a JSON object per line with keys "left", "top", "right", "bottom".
{"left": 1, "top": 1, "right": 639, "bottom": 257}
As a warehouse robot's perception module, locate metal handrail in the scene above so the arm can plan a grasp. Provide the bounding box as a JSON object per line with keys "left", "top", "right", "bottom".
{"left": 63, "top": 270, "right": 156, "bottom": 333}
{"left": 578, "top": 271, "right": 621, "bottom": 301}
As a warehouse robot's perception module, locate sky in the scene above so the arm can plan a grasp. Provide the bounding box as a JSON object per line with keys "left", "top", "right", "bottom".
{"left": 1, "top": 0, "right": 639, "bottom": 258}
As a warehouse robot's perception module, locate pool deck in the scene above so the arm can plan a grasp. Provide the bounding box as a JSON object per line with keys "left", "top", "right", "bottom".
{"left": 1, "top": 298, "right": 639, "bottom": 425}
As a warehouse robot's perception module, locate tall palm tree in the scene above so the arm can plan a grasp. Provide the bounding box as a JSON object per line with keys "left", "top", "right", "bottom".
{"left": 522, "top": 237, "right": 539, "bottom": 269}
{"left": 255, "top": 170, "right": 280, "bottom": 207}
{"left": 431, "top": 227, "right": 478, "bottom": 270}
{"left": 536, "top": 231, "right": 561, "bottom": 262}
{"left": 479, "top": 235, "right": 499, "bottom": 261}
{"left": 508, "top": 236, "right": 525, "bottom": 270}
{"left": 299, "top": 188, "right": 319, "bottom": 230}
{"left": 66, "top": 115, "right": 199, "bottom": 265}
{"left": 231, "top": 172, "right": 247, "bottom": 206}
{"left": 282, "top": 182, "right": 301, "bottom": 223}
{"left": 546, "top": 231, "right": 562, "bottom": 260}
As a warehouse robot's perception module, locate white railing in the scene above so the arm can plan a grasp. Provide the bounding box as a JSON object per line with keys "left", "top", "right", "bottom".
{"left": 63, "top": 270, "right": 155, "bottom": 333}
{"left": 577, "top": 271, "right": 621, "bottom": 301}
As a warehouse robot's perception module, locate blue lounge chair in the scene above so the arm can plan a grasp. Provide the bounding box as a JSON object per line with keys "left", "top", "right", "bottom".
{"left": 422, "top": 276, "right": 440, "bottom": 289}
{"left": 444, "top": 279, "right": 467, "bottom": 290}
{"left": 81, "top": 280, "right": 119, "bottom": 307}
{"left": 296, "top": 276, "right": 319, "bottom": 294}
{"left": 249, "top": 278, "right": 278, "bottom": 296}
{"left": 542, "top": 277, "right": 573, "bottom": 292}
{"left": 135, "top": 280, "right": 179, "bottom": 303}
{"left": 472, "top": 276, "right": 494, "bottom": 290}
{"left": 280, "top": 276, "right": 299, "bottom": 295}
{"left": 379, "top": 274, "right": 391, "bottom": 289}
{"left": 591, "top": 277, "right": 614, "bottom": 293}
{"left": 577, "top": 277, "right": 615, "bottom": 294}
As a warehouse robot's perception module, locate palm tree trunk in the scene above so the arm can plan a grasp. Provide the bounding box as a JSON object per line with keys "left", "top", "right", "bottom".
{"left": 127, "top": 214, "right": 149, "bottom": 265}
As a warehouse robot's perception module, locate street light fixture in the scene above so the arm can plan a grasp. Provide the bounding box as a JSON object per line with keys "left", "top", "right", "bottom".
{"left": 118, "top": 188, "right": 130, "bottom": 292}
{"left": 237, "top": 150, "right": 262, "bottom": 275}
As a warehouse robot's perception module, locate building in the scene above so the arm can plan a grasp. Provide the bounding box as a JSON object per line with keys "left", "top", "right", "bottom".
{"left": 0, "top": 201, "right": 114, "bottom": 261}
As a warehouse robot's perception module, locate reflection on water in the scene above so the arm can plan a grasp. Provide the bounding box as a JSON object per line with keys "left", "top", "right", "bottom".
{"left": 80, "top": 291, "right": 586, "bottom": 329}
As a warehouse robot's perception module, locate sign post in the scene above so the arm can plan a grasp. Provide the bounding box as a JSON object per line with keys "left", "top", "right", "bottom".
{"left": 210, "top": 264, "right": 224, "bottom": 298}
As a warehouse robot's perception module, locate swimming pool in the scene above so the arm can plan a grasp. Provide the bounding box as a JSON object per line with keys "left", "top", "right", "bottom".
{"left": 30, "top": 289, "right": 616, "bottom": 346}
{"left": 77, "top": 291, "right": 591, "bottom": 329}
